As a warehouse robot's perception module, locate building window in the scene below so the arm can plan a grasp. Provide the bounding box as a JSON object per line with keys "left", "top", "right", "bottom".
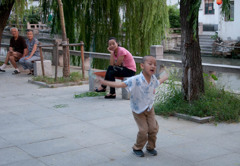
{"left": 225, "top": 0, "right": 234, "bottom": 21}
{"left": 205, "top": 0, "right": 215, "bottom": 14}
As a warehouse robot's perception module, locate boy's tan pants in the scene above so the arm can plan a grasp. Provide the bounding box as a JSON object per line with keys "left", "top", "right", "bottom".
{"left": 132, "top": 107, "right": 159, "bottom": 150}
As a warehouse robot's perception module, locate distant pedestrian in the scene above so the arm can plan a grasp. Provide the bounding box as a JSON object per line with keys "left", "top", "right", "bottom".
{"left": 97, "top": 56, "right": 168, "bottom": 157}
{"left": 0, "top": 27, "right": 27, "bottom": 74}
{"left": 19, "top": 30, "right": 40, "bottom": 75}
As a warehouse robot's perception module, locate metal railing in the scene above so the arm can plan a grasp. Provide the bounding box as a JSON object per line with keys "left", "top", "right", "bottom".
{"left": 1, "top": 43, "right": 240, "bottom": 77}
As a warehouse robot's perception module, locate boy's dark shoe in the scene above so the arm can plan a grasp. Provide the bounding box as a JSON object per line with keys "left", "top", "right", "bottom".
{"left": 147, "top": 149, "right": 158, "bottom": 156}
{"left": 133, "top": 149, "right": 144, "bottom": 157}
{"left": 0, "top": 69, "right": 5, "bottom": 72}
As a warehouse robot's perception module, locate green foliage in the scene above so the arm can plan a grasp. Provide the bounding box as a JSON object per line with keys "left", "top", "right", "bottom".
{"left": 74, "top": 92, "right": 107, "bottom": 98}
{"left": 24, "top": 6, "right": 41, "bottom": 24}
{"left": 53, "top": 104, "right": 68, "bottom": 108}
{"left": 8, "top": 0, "right": 27, "bottom": 25}
{"left": 32, "top": 72, "right": 84, "bottom": 84}
{"left": 184, "top": 0, "right": 201, "bottom": 40}
{"left": 42, "top": 0, "right": 169, "bottom": 69}
{"left": 221, "top": 0, "right": 231, "bottom": 19}
{"left": 211, "top": 32, "right": 219, "bottom": 41}
{"left": 154, "top": 74, "right": 240, "bottom": 123}
{"left": 124, "top": 0, "right": 169, "bottom": 60}
{"left": 168, "top": 4, "right": 180, "bottom": 28}
{"left": 203, "top": 73, "right": 218, "bottom": 81}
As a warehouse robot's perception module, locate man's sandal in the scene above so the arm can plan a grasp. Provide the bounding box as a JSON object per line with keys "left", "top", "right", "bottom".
{"left": 12, "top": 70, "right": 20, "bottom": 75}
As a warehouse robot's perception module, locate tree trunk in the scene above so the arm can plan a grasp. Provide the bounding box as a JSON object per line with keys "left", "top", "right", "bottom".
{"left": 0, "top": 0, "right": 15, "bottom": 45}
{"left": 57, "top": 0, "right": 70, "bottom": 78}
{"left": 180, "top": 0, "right": 204, "bottom": 101}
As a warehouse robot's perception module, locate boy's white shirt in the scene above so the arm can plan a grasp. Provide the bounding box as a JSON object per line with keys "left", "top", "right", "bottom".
{"left": 124, "top": 72, "right": 160, "bottom": 114}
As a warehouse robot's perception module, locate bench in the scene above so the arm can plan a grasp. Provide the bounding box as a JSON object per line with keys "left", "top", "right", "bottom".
{"left": 32, "top": 60, "right": 52, "bottom": 76}
{"left": 13, "top": 59, "right": 51, "bottom": 76}
{"left": 89, "top": 70, "right": 130, "bottom": 100}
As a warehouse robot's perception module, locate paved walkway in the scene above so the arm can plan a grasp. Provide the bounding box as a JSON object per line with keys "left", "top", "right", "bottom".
{"left": 0, "top": 68, "right": 240, "bottom": 166}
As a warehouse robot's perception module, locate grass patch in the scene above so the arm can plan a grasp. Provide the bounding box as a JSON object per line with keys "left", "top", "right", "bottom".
{"left": 154, "top": 74, "right": 240, "bottom": 123}
{"left": 0, "top": 61, "right": 4, "bottom": 66}
{"left": 53, "top": 104, "right": 68, "bottom": 108}
{"left": 74, "top": 91, "right": 107, "bottom": 98}
{"left": 32, "top": 72, "right": 84, "bottom": 84}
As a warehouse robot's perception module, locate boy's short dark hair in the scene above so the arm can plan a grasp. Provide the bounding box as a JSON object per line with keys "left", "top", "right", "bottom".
{"left": 142, "top": 56, "right": 156, "bottom": 63}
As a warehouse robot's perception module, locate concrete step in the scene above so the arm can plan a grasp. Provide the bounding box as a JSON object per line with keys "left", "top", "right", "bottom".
{"left": 199, "top": 35, "right": 214, "bottom": 38}
{"left": 201, "top": 47, "right": 213, "bottom": 51}
{"left": 199, "top": 41, "right": 213, "bottom": 45}
{"left": 172, "top": 47, "right": 213, "bottom": 55}
{"left": 201, "top": 48, "right": 213, "bottom": 52}
{"left": 175, "top": 44, "right": 213, "bottom": 48}
{"left": 201, "top": 50, "right": 213, "bottom": 55}
{"left": 199, "top": 39, "right": 215, "bottom": 42}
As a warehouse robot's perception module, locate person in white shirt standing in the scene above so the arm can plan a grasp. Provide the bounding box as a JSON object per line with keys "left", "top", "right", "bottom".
{"left": 97, "top": 56, "right": 168, "bottom": 157}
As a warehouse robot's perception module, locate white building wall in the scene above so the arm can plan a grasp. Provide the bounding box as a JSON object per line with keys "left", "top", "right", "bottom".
{"left": 198, "top": 1, "right": 219, "bottom": 25}
{"left": 218, "top": 0, "right": 240, "bottom": 40}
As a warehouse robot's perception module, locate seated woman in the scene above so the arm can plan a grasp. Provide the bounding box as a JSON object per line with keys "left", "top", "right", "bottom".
{"left": 19, "top": 30, "right": 41, "bottom": 75}
{"left": 95, "top": 37, "right": 136, "bottom": 99}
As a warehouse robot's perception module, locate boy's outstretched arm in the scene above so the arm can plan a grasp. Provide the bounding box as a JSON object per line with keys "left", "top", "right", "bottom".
{"left": 159, "top": 74, "right": 168, "bottom": 84}
{"left": 96, "top": 77, "right": 127, "bottom": 88}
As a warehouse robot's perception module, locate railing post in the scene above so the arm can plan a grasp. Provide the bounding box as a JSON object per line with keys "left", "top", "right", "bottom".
{"left": 150, "top": 45, "right": 164, "bottom": 78}
{"left": 39, "top": 43, "right": 45, "bottom": 76}
{"left": 53, "top": 40, "right": 59, "bottom": 81}
{"left": 80, "top": 41, "right": 85, "bottom": 79}
{"left": 52, "top": 40, "right": 58, "bottom": 66}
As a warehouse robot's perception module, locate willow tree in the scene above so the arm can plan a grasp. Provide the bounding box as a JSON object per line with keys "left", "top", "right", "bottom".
{"left": 42, "top": 0, "right": 169, "bottom": 69}
{"left": 0, "top": 0, "right": 15, "bottom": 44}
{"left": 0, "top": 0, "right": 26, "bottom": 45}
{"left": 124, "top": 0, "right": 169, "bottom": 58}
{"left": 180, "top": 0, "right": 231, "bottom": 101}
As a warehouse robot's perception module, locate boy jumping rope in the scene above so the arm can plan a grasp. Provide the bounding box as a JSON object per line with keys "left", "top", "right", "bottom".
{"left": 97, "top": 56, "right": 168, "bottom": 157}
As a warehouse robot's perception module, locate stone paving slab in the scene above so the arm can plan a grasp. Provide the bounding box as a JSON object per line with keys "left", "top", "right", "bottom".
{"left": 161, "top": 140, "right": 232, "bottom": 162}
{"left": 0, "top": 137, "right": 13, "bottom": 149}
{"left": 18, "top": 137, "right": 84, "bottom": 158}
{"left": 39, "top": 148, "right": 110, "bottom": 166}
{"left": 2, "top": 159, "right": 47, "bottom": 166}
{"left": 194, "top": 153, "right": 240, "bottom": 166}
{"left": 1, "top": 68, "right": 240, "bottom": 166}
{"left": 0, "top": 129, "right": 64, "bottom": 146}
{"left": 0, "top": 147, "right": 32, "bottom": 165}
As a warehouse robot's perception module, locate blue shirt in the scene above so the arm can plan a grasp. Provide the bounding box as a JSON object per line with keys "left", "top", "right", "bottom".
{"left": 124, "top": 72, "right": 160, "bottom": 114}
{"left": 26, "top": 38, "right": 40, "bottom": 57}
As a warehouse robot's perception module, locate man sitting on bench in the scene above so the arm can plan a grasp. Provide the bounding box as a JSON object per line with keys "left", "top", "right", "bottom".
{"left": 0, "top": 27, "right": 27, "bottom": 74}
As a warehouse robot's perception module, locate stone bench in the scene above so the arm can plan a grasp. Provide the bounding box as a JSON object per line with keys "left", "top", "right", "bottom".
{"left": 33, "top": 60, "right": 52, "bottom": 76}
{"left": 89, "top": 70, "right": 130, "bottom": 100}
{"left": 0, "top": 57, "right": 52, "bottom": 77}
